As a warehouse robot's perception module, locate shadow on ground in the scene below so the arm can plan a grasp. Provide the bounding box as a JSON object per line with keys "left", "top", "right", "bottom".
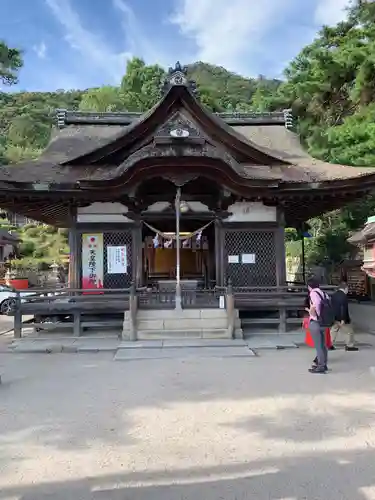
{"left": 0, "top": 449, "right": 374, "bottom": 499}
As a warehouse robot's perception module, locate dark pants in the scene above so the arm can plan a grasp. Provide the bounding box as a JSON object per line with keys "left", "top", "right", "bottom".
{"left": 309, "top": 320, "right": 328, "bottom": 368}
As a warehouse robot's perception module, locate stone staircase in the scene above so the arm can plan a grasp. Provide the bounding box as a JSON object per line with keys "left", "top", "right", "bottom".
{"left": 123, "top": 308, "right": 243, "bottom": 340}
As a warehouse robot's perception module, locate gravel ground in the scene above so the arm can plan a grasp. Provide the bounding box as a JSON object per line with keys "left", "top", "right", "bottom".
{"left": 1, "top": 345, "right": 375, "bottom": 499}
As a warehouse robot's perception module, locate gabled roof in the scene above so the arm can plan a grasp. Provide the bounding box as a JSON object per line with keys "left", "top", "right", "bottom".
{"left": 0, "top": 88, "right": 294, "bottom": 184}
{"left": 1, "top": 105, "right": 375, "bottom": 186}
{"left": 59, "top": 85, "right": 288, "bottom": 168}
{"left": 233, "top": 125, "right": 375, "bottom": 182}
{"left": 1, "top": 61, "right": 375, "bottom": 229}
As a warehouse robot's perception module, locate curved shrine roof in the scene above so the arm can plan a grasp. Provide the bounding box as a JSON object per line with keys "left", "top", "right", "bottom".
{"left": 0, "top": 62, "right": 374, "bottom": 190}
{"left": 1, "top": 118, "right": 374, "bottom": 186}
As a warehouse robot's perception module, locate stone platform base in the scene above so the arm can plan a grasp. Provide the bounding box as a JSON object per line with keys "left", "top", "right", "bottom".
{"left": 123, "top": 308, "right": 243, "bottom": 340}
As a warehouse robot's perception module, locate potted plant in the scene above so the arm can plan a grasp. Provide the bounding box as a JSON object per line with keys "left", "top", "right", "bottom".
{"left": 5, "top": 261, "right": 29, "bottom": 289}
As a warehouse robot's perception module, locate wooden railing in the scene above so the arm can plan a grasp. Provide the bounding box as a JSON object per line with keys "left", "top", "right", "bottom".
{"left": 233, "top": 285, "right": 337, "bottom": 333}
{"left": 12, "top": 287, "right": 131, "bottom": 338}
{"left": 10, "top": 283, "right": 338, "bottom": 338}
{"left": 135, "top": 287, "right": 224, "bottom": 309}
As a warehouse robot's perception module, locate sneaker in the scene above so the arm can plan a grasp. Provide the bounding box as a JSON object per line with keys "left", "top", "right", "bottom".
{"left": 311, "top": 364, "right": 329, "bottom": 372}
{"left": 345, "top": 346, "right": 359, "bottom": 352}
{"left": 308, "top": 366, "right": 327, "bottom": 374}
{"left": 312, "top": 358, "right": 329, "bottom": 369}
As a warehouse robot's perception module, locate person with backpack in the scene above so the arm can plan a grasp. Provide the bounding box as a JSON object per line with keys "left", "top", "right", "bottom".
{"left": 330, "top": 282, "right": 358, "bottom": 352}
{"left": 306, "top": 277, "right": 335, "bottom": 373}
{"left": 303, "top": 293, "right": 333, "bottom": 363}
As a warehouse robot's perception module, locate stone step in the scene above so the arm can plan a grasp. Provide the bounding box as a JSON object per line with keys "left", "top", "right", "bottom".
{"left": 114, "top": 345, "right": 255, "bottom": 361}
{"left": 137, "top": 328, "right": 230, "bottom": 340}
{"left": 234, "top": 328, "right": 244, "bottom": 339}
{"left": 123, "top": 308, "right": 243, "bottom": 340}
{"left": 130, "top": 308, "right": 230, "bottom": 320}
{"left": 123, "top": 318, "right": 241, "bottom": 328}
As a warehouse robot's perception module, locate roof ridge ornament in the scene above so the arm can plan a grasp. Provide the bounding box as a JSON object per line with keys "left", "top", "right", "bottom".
{"left": 161, "top": 61, "right": 198, "bottom": 96}
{"left": 283, "top": 109, "right": 294, "bottom": 130}
{"left": 56, "top": 109, "right": 67, "bottom": 129}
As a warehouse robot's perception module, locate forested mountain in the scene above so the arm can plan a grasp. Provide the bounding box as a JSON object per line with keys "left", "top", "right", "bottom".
{"left": 0, "top": 90, "right": 82, "bottom": 164}
{"left": 0, "top": 60, "right": 280, "bottom": 165}
{"left": 1, "top": 0, "right": 375, "bottom": 265}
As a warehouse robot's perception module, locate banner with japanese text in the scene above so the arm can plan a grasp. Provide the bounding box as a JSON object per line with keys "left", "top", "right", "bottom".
{"left": 107, "top": 246, "right": 127, "bottom": 274}
{"left": 81, "top": 234, "right": 104, "bottom": 292}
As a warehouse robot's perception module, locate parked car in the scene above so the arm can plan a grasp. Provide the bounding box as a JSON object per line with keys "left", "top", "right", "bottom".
{"left": 0, "top": 284, "right": 37, "bottom": 314}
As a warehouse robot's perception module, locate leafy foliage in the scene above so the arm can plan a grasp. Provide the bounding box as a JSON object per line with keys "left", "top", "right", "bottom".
{"left": 0, "top": 89, "right": 82, "bottom": 164}
{"left": 79, "top": 86, "right": 123, "bottom": 112}
{"left": 0, "top": 219, "right": 69, "bottom": 265}
{"left": 272, "top": 1, "right": 375, "bottom": 265}
{"left": 0, "top": 41, "right": 23, "bottom": 86}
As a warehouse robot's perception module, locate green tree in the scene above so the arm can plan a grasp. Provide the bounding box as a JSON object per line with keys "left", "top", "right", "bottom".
{"left": 120, "top": 57, "right": 165, "bottom": 111}
{"left": 0, "top": 41, "right": 23, "bottom": 85}
{"left": 79, "top": 86, "right": 124, "bottom": 112}
{"left": 308, "top": 104, "right": 375, "bottom": 165}
{"left": 274, "top": 2, "right": 375, "bottom": 137}
{"left": 7, "top": 114, "right": 51, "bottom": 149}
{"left": 273, "top": 1, "right": 375, "bottom": 266}
{"left": 250, "top": 76, "right": 281, "bottom": 112}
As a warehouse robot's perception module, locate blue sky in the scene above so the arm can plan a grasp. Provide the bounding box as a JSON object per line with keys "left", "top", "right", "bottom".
{"left": 1, "top": 0, "right": 352, "bottom": 92}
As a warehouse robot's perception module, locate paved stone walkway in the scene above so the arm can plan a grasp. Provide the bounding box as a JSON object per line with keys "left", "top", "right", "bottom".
{"left": 1, "top": 344, "right": 375, "bottom": 499}
{"left": 7, "top": 331, "right": 374, "bottom": 357}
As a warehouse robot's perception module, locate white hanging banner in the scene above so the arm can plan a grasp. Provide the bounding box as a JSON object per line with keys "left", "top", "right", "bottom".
{"left": 81, "top": 234, "right": 104, "bottom": 292}
{"left": 107, "top": 246, "right": 127, "bottom": 274}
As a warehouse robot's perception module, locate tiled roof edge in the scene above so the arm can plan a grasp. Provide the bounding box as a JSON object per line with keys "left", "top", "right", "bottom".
{"left": 56, "top": 109, "right": 293, "bottom": 128}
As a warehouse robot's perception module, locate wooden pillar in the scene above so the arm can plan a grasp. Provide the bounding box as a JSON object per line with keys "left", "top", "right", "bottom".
{"left": 215, "top": 219, "right": 224, "bottom": 286}
{"left": 275, "top": 208, "right": 286, "bottom": 288}
{"left": 226, "top": 279, "right": 235, "bottom": 338}
{"left": 132, "top": 221, "right": 143, "bottom": 286}
{"left": 128, "top": 281, "right": 138, "bottom": 341}
{"left": 68, "top": 206, "right": 80, "bottom": 289}
{"left": 279, "top": 307, "right": 287, "bottom": 333}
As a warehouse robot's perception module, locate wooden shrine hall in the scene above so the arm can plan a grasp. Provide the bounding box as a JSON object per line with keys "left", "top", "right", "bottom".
{"left": 2, "top": 62, "right": 375, "bottom": 338}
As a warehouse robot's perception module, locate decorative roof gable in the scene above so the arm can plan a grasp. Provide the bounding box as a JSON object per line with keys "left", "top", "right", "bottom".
{"left": 160, "top": 61, "right": 198, "bottom": 96}
{"left": 154, "top": 111, "right": 205, "bottom": 142}
{"left": 62, "top": 75, "right": 288, "bottom": 167}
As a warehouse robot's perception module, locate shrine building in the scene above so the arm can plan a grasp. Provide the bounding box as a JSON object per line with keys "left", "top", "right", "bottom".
{"left": 1, "top": 62, "right": 375, "bottom": 325}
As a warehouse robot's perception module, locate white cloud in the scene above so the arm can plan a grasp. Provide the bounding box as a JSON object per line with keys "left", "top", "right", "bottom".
{"left": 112, "top": 0, "right": 170, "bottom": 67}
{"left": 33, "top": 41, "right": 47, "bottom": 59}
{"left": 45, "top": 0, "right": 131, "bottom": 84}
{"left": 169, "top": 0, "right": 307, "bottom": 75}
{"left": 314, "top": 0, "right": 351, "bottom": 26}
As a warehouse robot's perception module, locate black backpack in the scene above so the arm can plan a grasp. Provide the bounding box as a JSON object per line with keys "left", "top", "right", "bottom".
{"left": 315, "top": 290, "right": 335, "bottom": 327}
